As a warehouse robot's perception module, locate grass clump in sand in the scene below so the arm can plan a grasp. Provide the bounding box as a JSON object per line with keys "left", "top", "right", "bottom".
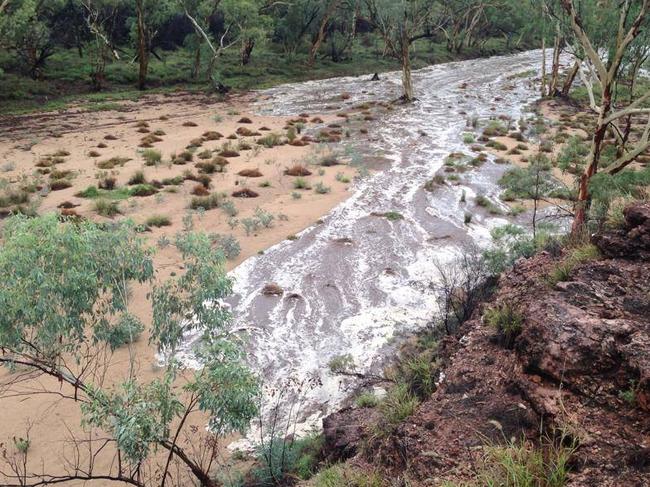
{"left": 0, "top": 189, "right": 30, "bottom": 208}
{"left": 97, "top": 156, "right": 131, "bottom": 170}
{"left": 293, "top": 177, "right": 311, "bottom": 190}
{"left": 93, "top": 199, "right": 121, "bottom": 217}
{"left": 145, "top": 215, "right": 172, "bottom": 227}
{"left": 257, "top": 133, "right": 284, "bottom": 148}
{"left": 190, "top": 193, "right": 222, "bottom": 210}
{"left": 285, "top": 164, "right": 312, "bottom": 177}
{"left": 314, "top": 182, "right": 331, "bottom": 194}
{"left": 128, "top": 170, "right": 147, "bottom": 185}
{"left": 142, "top": 149, "right": 162, "bottom": 166}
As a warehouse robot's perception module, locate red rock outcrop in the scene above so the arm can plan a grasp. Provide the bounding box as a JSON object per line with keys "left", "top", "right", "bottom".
{"left": 322, "top": 203, "right": 650, "bottom": 486}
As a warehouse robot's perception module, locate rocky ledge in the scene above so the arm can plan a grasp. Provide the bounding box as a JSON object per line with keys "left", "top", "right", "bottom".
{"left": 322, "top": 204, "right": 650, "bottom": 486}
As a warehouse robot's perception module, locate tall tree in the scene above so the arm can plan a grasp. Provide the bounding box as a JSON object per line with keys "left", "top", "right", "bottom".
{"left": 308, "top": 0, "right": 343, "bottom": 67}
{"left": 559, "top": 0, "right": 650, "bottom": 233}
{"left": 132, "top": 0, "right": 173, "bottom": 90}
{"left": 0, "top": 0, "right": 66, "bottom": 79}
{"left": 364, "top": 0, "right": 442, "bottom": 101}
{"left": 0, "top": 215, "right": 258, "bottom": 487}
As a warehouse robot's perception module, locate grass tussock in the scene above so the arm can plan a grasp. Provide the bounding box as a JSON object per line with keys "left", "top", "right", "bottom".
{"left": 128, "top": 170, "right": 147, "bottom": 185}
{"left": 191, "top": 184, "right": 210, "bottom": 196}
{"left": 546, "top": 244, "right": 600, "bottom": 286}
{"left": 142, "top": 149, "right": 162, "bottom": 166}
{"left": 202, "top": 130, "right": 222, "bottom": 140}
{"left": 485, "top": 304, "right": 524, "bottom": 348}
{"left": 93, "top": 199, "right": 121, "bottom": 217}
{"left": 473, "top": 431, "right": 578, "bottom": 487}
{"left": 232, "top": 188, "right": 259, "bottom": 198}
{"left": 284, "top": 164, "right": 312, "bottom": 176}
{"left": 257, "top": 133, "right": 284, "bottom": 148}
{"left": 49, "top": 179, "right": 72, "bottom": 191}
{"left": 190, "top": 193, "right": 222, "bottom": 210}
{"left": 238, "top": 169, "right": 263, "bottom": 178}
{"left": 97, "top": 156, "right": 131, "bottom": 170}
{"left": 218, "top": 149, "right": 240, "bottom": 158}
{"left": 145, "top": 215, "right": 171, "bottom": 227}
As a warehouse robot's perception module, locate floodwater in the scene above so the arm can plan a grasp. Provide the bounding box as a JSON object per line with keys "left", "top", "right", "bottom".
{"left": 179, "top": 49, "right": 566, "bottom": 439}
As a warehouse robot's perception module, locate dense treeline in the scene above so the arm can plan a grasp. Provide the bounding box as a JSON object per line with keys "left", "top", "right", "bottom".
{"left": 0, "top": 0, "right": 543, "bottom": 103}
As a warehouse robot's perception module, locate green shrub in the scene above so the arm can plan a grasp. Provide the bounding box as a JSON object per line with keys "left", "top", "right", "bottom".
{"left": 221, "top": 200, "right": 238, "bottom": 217}
{"left": 129, "top": 184, "right": 158, "bottom": 197}
{"left": 618, "top": 380, "right": 638, "bottom": 406}
{"left": 374, "top": 211, "right": 403, "bottom": 221}
{"left": 485, "top": 304, "right": 524, "bottom": 348}
{"left": 211, "top": 234, "right": 241, "bottom": 260}
{"left": 475, "top": 194, "right": 503, "bottom": 215}
{"left": 394, "top": 354, "right": 438, "bottom": 400}
{"left": 76, "top": 186, "right": 101, "bottom": 198}
{"left": 13, "top": 436, "right": 30, "bottom": 454}
{"left": 335, "top": 172, "right": 350, "bottom": 183}
{"left": 320, "top": 154, "right": 340, "bottom": 166}
{"left": 253, "top": 434, "right": 323, "bottom": 484}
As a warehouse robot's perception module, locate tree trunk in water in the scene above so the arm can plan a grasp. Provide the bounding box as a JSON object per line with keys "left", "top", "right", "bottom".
{"left": 401, "top": 47, "right": 414, "bottom": 102}
{"left": 541, "top": 37, "right": 547, "bottom": 97}
{"left": 549, "top": 24, "right": 561, "bottom": 96}
{"left": 561, "top": 61, "right": 579, "bottom": 97}
{"left": 571, "top": 87, "right": 612, "bottom": 234}
{"left": 136, "top": 0, "right": 148, "bottom": 91}
{"left": 241, "top": 38, "right": 255, "bottom": 66}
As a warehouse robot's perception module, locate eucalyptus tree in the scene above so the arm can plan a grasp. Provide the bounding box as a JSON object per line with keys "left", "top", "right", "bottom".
{"left": 180, "top": 0, "right": 268, "bottom": 90}
{"left": 78, "top": 0, "right": 124, "bottom": 90}
{"left": 0, "top": 215, "right": 258, "bottom": 487}
{"left": 307, "top": 0, "right": 343, "bottom": 67}
{"left": 269, "top": 0, "right": 321, "bottom": 55}
{"left": 558, "top": 0, "right": 650, "bottom": 233}
{"left": 132, "top": 0, "right": 174, "bottom": 90}
{"left": 439, "top": 0, "right": 498, "bottom": 54}
{"left": 0, "top": 0, "right": 66, "bottom": 78}
{"left": 364, "top": 0, "right": 443, "bottom": 101}
{"left": 221, "top": 0, "right": 271, "bottom": 66}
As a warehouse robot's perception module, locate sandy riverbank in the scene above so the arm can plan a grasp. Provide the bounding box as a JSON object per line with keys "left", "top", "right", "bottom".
{"left": 0, "top": 90, "right": 360, "bottom": 485}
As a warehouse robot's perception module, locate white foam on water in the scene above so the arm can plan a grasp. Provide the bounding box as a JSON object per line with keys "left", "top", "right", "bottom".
{"left": 176, "top": 50, "right": 571, "bottom": 444}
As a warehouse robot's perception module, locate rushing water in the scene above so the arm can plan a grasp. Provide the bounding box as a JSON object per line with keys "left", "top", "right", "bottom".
{"left": 179, "top": 50, "right": 568, "bottom": 439}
